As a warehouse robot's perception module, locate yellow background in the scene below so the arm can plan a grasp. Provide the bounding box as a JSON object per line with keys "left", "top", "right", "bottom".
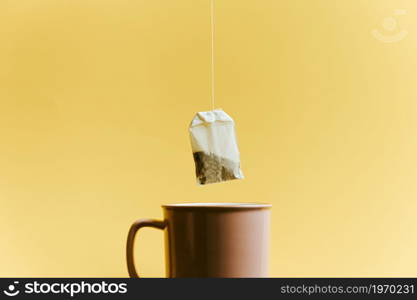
{"left": 1, "top": 0, "right": 416, "bottom": 277}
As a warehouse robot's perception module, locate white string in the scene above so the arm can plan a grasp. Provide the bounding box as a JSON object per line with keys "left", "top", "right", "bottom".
{"left": 210, "top": 0, "right": 215, "bottom": 110}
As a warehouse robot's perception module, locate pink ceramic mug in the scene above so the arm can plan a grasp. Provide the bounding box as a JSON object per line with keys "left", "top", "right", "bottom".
{"left": 126, "top": 203, "right": 271, "bottom": 278}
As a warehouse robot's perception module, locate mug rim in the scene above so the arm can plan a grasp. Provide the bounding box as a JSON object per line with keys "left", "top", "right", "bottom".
{"left": 162, "top": 202, "right": 271, "bottom": 210}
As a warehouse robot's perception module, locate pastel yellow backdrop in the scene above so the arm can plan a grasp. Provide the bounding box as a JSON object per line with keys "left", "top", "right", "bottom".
{"left": 1, "top": 0, "right": 416, "bottom": 277}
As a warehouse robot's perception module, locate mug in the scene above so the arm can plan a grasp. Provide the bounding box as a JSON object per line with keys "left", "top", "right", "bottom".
{"left": 126, "top": 202, "right": 271, "bottom": 278}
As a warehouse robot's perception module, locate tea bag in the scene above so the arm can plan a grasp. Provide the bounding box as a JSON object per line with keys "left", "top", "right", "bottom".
{"left": 189, "top": 109, "right": 244, "bottom": 185}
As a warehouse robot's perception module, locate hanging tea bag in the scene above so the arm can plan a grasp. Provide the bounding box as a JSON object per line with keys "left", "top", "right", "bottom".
{"left": 189, "top": 109, "right": 244, "bottom": 185}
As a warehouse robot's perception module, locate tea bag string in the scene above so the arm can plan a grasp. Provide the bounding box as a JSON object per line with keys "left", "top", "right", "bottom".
{"left": 210, "top": 0, "right": 215, "bottom": 111}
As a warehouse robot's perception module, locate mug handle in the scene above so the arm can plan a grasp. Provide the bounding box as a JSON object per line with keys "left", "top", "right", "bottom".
{"left": 126, "top": 219, "right": 166, "bottom": 278}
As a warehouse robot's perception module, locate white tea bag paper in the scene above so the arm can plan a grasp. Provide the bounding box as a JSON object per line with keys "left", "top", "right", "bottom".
{"left": 189, "top": 109, "right": 244, "bottom": 185}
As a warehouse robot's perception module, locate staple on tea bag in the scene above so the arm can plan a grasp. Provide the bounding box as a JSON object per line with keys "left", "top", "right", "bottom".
{"left": 189, "top": 109, "right": 244, "bottom": 185}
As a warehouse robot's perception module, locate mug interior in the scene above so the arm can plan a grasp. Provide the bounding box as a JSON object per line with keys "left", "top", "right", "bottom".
{"left": 162, "top": 202, "right": 271, "bottom": 210}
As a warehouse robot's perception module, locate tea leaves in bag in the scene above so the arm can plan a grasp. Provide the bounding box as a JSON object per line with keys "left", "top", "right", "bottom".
{"left": 189, "top": 109, "right": 244, "bottom": 185}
